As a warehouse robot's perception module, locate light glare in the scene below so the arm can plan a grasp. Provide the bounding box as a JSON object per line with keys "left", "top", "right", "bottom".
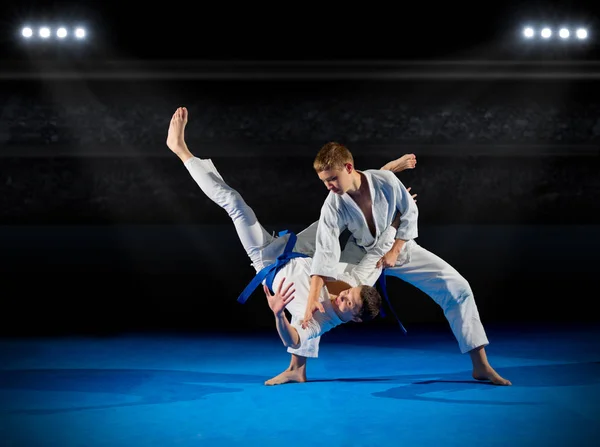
{"left": 523, "top": 27, "right": 534, "bottom": 38}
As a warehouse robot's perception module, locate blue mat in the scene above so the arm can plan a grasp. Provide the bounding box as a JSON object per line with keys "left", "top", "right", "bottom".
{"left": 1, "top": 322, "right": 599, "bottom": 446}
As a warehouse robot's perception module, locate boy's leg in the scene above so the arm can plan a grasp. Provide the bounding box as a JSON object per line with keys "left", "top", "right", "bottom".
{"left": 264, "top": 294, "right": 320, "bottom": 385}
{"left": 167, "top": 107, "right": 277, "bottom": 271}
{"left": 184, "top": 157, "right": 277, "bottom": 270}
{"left": 264, "top": 354, "right": 308, "bottom": 386}
{"left": 293, "top": 221, "right": 319, "bottom": 257}
{"left": 386, "top": 242, "right": 511, "bottom": 385}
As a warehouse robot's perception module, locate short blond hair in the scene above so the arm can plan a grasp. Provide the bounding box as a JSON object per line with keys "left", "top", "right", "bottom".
{"left": 313, "top": 142, "right": 354, "bottom": 173}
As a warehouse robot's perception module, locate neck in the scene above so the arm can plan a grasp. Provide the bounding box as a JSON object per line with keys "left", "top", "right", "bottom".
{"left": 346, "top": 171, "right": 365, "bottom": 198}
{"left": 328, "top": 296, "right": 344, "bottom": 319}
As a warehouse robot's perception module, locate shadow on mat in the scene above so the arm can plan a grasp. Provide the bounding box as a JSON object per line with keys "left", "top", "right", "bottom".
{"left": 371, "top": 361, "right": 600, "bottom": 405}
{"left": 0, "top": 369, "right": 267, "bottom": 414}
{"left": 311, "top": 377, "right": 393, "bottom": 383}
{"left": 1, "top": 362, "right": 598, "bottom": 412}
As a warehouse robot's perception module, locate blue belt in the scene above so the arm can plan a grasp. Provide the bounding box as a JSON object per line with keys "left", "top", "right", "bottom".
{"left": 378, "top": 271, "right": 408, "bottom": 334}
{"left": 237, "top": 230, "right": 309, "bottom": 304}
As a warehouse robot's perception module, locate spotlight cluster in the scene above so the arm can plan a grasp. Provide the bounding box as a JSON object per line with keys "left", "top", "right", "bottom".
{"left": 522, "top": 26, "right": 588, "bottom": 41}
{"left": 21, "top": 25, "right": 87, "bottom": 41}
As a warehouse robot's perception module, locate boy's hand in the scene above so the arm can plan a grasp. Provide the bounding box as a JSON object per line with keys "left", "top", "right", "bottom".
{"left": 263, "top": 278, "right": 295, "bottom": 316}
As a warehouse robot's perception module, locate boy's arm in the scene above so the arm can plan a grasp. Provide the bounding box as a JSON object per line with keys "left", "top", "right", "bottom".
{"left": 371, "top": 154, "right": 418, "bottom": 268}
{"left": 380, "top": 154, "right": 419, "bottom": 245}
{"left": 340, "top": 210, "right": 404, "bottom": 285}
{"left": 263, "top": 283, "right": 302, "bottom": 348}
{"left": 263, "top": 283, "right": 327, "bottom": 350}
{"left": 303, "top": 201, "right": 345, "bottom": 328}
{"left": 303, "top": 275, "right": 327, "bottom": 326}
{"left": 341, "top": 225, "right": 396, "bottom": 286}
{"left": 377, "top": 173, "right": 419, "bottom": 269}
{"left": 380, "top": 153, "right": 417, "bottom": 173}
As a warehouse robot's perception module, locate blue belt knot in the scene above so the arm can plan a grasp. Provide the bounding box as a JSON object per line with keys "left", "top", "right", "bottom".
{"left": 237, "top": 230, "right": 309, "bottom": 304}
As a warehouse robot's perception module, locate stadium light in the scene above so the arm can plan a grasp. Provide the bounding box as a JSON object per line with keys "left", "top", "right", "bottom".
{"left": 39, "top": 27, "right": 51, "bottom": 38}
{"left": 520, "top": 24, "right": 589, "bottom": 42}
{"left": 19, "top": 24, "right": 88, "bottom": 41}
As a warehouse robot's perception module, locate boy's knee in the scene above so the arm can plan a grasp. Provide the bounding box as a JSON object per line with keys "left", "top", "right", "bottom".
{"left": 446, "top": 274, "right": 473, "bottom": 305}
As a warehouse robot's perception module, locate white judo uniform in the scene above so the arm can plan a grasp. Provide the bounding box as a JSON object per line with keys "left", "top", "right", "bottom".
{"left": 310, "top": 169, "right": 489, "bottom": 354}
{"left": 184, "top": 157, "right": 396, "bottom": 358}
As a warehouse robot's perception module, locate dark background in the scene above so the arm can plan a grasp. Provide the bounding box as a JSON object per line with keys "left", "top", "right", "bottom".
{"left": 0, "top": 1, "right": 599, "bottom": 335}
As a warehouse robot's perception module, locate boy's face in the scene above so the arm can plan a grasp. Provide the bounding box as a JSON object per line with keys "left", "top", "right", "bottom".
{"left": 334, "top": 287, "right": 363, "bottom": 323}
{"left": 317, "top": 163, "right": 353, "bottom": 195}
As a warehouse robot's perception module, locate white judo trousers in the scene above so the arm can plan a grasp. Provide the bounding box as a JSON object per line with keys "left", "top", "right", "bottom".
{"left": 299, "top": 226, "right": 490, "bottom": 355}
{"left": 386, "top": 240, "right": 488, "bottom": 354}
{"left": 183, "top": 157, "right": 337, "bottom": 358}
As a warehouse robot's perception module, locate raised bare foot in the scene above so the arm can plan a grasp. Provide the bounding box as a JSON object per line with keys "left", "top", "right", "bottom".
{"left": 473, "top": 367, "right": 512, "bottom": 386}
{"left": 264, "top": 369, "right": 307, "bottom": 386}
{"left": 166, "top": 106, "right": 188, "bottom": 154}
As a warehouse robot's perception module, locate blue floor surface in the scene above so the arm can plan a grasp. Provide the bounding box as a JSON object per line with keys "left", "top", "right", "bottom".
{"left": 1, "top": 322, "right": 599, "bottom": 446}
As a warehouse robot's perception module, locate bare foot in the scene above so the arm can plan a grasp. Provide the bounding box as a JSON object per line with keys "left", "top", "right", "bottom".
{"left": 166, "top": 106, "right": 188, "bottom": 154}
{"left": 264, "top": 369, "right": 307, "bottom": 386}
{"left": 393, "top": 154, "right": 417, "bottom": 173}
{"left": 473, "top": 367, "right": 512, "bottom": 386}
